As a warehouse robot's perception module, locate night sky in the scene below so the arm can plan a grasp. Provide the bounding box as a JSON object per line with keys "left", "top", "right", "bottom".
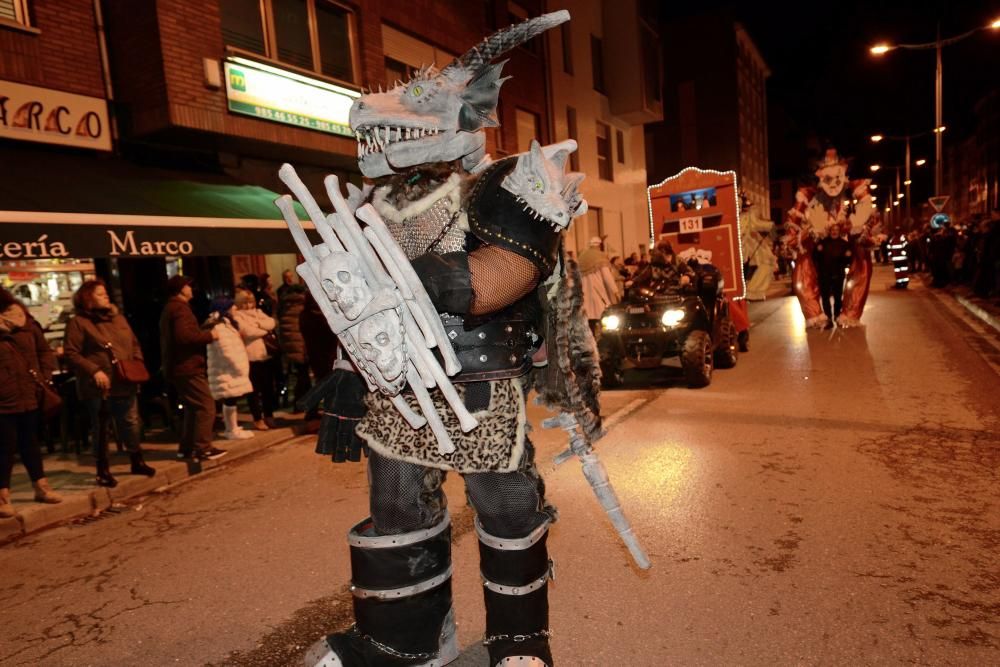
{"left": 662, "top": 0, "right": 1000, "bottom": 201}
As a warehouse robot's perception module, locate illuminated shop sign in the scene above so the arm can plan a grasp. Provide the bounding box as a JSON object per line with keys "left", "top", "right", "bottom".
{"left": 0, "top": 79, "right": 111, "bottom": 151}
{"left": 224, "top": 57, "right": 359, "bottom": 137}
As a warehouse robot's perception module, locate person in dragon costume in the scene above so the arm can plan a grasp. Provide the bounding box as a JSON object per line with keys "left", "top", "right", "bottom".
{"left": 781, "top": 149, "right": 880, "bottom": 328}
{"left": 297, "top": 11, "right": 598, "bottom": 667}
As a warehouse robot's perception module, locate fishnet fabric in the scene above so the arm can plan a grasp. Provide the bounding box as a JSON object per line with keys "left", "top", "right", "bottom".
{"left": 468, "top": 246, "right": 540, "bottom": 315}
{"left": 464, "top": 460, "right": 551, "bottom": 538}
{"left": 367, "top": 449, "right": 447, "bottom": 534}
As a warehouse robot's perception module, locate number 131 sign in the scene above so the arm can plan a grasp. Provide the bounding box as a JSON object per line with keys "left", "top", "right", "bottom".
{"left": 679, "top": 216, "right": 704, "bottom": 233}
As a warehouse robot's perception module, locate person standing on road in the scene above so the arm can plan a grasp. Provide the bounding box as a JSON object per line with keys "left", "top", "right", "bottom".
{"left": 203, "top": 297, "right": 255, "bottom": 440}
{"left": 277, "top": 278, "right": 310, "bottom": 408}
{"left": 233, "top": 287, "right": 278, "bottom": 430}
{"left": 63, "top": 280, "right": 156, "bottom": 487}
{"left": 578, "top": 236, "right": 620, "bottom": 330}
{"left": 814, "top": 224, "right": 852, "bottom": 327}
{"left": 0, "top": 287, "right": 61, "bottom": 516}
{"left": 159, "top": 275, "right": 226, "bottom": 461}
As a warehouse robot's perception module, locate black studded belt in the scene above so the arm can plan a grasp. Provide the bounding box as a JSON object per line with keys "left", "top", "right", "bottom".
{"left": 437, "top": 315, "right": 538, "bottom": 382}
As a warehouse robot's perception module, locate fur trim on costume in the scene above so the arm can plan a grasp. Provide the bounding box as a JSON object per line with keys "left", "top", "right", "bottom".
{"left": 836, "top": 315, "right": 862, "bottom": 328}
{"left": 532, "top": 258, "right": 604, "bottom": 444}
{"left": 805, "top": 314, "right": 829, "bottom": 329}
{"left": 356, "top": 379, "right": 526, "bottom": 473}
{"left": 372, "top": 172, "right": 464, "bottom": 224}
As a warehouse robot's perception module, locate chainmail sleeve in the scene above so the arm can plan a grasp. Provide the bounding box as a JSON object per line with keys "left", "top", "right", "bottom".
{"left": 468, "top": 245, "right": 540, "bottom": 315}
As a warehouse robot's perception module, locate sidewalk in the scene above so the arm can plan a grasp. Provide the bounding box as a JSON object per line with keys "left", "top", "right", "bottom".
{"left": 1, "top": 413, "right": 307, "bottom": 544}
{"left": 916, "top": 271, "right": 1000, "bottom": 334}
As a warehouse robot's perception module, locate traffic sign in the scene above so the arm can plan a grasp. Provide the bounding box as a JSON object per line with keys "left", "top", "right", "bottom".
{"left": 928, "top": 196, "right": 950, "bottom": 212}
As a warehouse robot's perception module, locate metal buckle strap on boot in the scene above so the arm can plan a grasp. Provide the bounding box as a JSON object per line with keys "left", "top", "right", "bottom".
{"left": 352, "top": 625, "right": 439, "bottom": 662}
{"left": 482, "top": 560, "right": 553, "bottom": 596}
{"left": 352, "top": 565, "right": 453, "bottom": 599}
{"left": 482, "top": 629, "right": 552, "bottom": 646}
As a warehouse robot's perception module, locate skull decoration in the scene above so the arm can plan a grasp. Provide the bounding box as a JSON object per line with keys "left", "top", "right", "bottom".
{"left": 357, "top": 309, "right": 406, "bottom": 384}
{"left": 815, "top": 148, "right": 848, "bottom": 198}
{"left": 319, "top": 251, "right": 372, "bottom": 320}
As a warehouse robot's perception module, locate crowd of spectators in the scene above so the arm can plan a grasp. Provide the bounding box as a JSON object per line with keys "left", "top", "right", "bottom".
{"left": 0, "top": 268, "right": 337, "bottom": 518}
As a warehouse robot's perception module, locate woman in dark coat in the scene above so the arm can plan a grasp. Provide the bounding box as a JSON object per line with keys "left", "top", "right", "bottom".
{"left": 63, "top": 280, "right": 155, "bottom": 487}
{"left": 0, "top": 287, "right": 61, "bottom": 517}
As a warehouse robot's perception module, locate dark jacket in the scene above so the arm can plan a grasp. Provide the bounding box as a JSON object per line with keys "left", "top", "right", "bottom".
{"left": 63, "top": 305, "right": 144, "bottom": 399}
{"left": 159, "top": 296, "right": 214, "bottom": 379}
{"left": 299, "top": 292, "right": 337, "bottom": 381}
{"left": 278, "top": 286, "right": 307, "bottom": 364}
{"left": 0, "top": 304, "right": 57, "bottom": 414}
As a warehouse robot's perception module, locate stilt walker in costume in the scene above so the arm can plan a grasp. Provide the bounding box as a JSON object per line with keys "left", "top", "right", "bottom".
{"left": 273, "top": 12, "right": 646, "bottom": 667}
{"left": 782, "top": 149, "right": 880, "bottom": 328}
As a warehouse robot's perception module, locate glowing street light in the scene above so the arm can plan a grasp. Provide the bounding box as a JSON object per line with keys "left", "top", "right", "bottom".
{"left": 870, "top": 164, "right": 881, "bottom": 172}
{"left": 904, "top": 179, "right": 912, "bottom": 185}
{"left": 870, "top": 44, "right": 892, "bottom": 55}
{"left": 915, "top": 159, "right": 927, "bottom": 166}
{"left": 897, "top": 192, "right": 904, "bottom": 199}
{"left": 992, "top": 18, "right": 1000, "bottom": 29}
{"left": 933, "top": 125, "right": 947, "bottom": 133}
{"left": 885, "top": 206, "right": 891, "bottom": 212}
{"left": 869, "top": 183, "right": 878, "bottom": 189}
{"left": 893, "top": 201, "right": 900, "bottom": 207}
{"left": 871, "top": 134, "right": 884, "bottom": 142}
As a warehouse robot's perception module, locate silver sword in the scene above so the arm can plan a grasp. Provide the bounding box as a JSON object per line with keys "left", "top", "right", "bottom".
{"left": 546, "top": 411, "right": 651, "bottom": 570}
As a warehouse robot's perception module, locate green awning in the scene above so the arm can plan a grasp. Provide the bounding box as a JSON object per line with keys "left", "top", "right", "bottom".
{"left": 0, "top": 144, "right": 316, "bottom": 257}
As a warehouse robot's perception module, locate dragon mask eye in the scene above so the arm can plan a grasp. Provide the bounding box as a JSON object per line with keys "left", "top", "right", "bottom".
{"left": 411, "top": 84, "right": 424, "bottom": 97}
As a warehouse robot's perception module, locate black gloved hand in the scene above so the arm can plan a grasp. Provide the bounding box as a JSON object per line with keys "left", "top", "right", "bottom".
{"left": 410, "top": 251, "right": 473, "bottom": 314}
{"left": 301, "top": 368, "right": 368, "bottom": 463}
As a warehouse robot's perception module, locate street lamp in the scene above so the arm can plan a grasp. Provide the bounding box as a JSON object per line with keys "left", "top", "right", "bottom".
{"left": 868, "top": 127, "right": 939, "bottom": 226}
{"left": 869, "top": 183, "right": 878, "bottom": 190}
{"left": 871, "top": 134, "right": 884, "bottom": 142}
{"left": 870, "top": 164, "right": 881, "bottom": 172}
{"left": 869, "top": 18, "right": 1000, "bottom": 196}
{"left": 915, "top": 158, "right": 927, "bottom": 166}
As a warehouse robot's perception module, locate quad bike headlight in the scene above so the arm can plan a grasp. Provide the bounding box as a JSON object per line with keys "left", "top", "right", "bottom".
{"left": 601, "top": 314, "right": 621, "bottom": 331}
{"left": 661, "top": 308, "right": 685, "bottom": 327}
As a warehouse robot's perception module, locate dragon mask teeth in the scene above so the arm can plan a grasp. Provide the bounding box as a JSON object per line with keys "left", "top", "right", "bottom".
{"left": 354, "top": 126, "right": 442, "bottom": 157}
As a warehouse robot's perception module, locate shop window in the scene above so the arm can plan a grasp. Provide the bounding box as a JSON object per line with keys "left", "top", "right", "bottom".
{"left": 220, "top": 0, "right": 267, "bottom": 55}
{"left": 591, "top": 35, "right": 605, "bottom": 94}
{"left": 0, "top": 0, "right": 31, "bottom": 28}
{"left": 273, "top": 0, "right": 313, "bottom": 70}
{"left": 616, "top": 129, "right": 625, "bottom": 163}
{"left": 566, "top": 106, "right": 579, "bottom": 171}
{"left": 515, "top": 108, "right": 540, "bottom": 154}
{"left": 317, "top": 2, "right": 353, "bottom": 80}
{"left": 220, "top": 0, "right": 357, "bottom": 84}
{"left": 561, "top": 23, "right": 573, "bottom": 75}
{"left": 596, "top": 121, "right": 613, "bottom": 181}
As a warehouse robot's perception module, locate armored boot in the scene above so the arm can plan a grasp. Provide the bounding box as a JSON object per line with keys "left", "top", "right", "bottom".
{"left": 304, "top": 512, "right": 458, "bottom": 666}
{"left": 478, "top": 518, "right": 554, "bottom": 667}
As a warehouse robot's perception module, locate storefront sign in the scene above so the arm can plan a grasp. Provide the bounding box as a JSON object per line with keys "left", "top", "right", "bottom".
{"left": 0, "top": 79, "right": 111, "bottom": 151}
{"left": 0, "top": 219, "right": 319, "bottom": 258}
{"left": 224, "top": 57, "right": 359, "bottom": 137}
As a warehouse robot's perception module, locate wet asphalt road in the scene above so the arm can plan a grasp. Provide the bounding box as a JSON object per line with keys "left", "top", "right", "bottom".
{"left": 2, "top": 267, "right": 998, "bottom": 667}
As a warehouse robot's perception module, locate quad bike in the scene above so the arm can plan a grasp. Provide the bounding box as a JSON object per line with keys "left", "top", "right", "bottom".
{"left": 596, "top": 264, "right": 738, "bottom": 388}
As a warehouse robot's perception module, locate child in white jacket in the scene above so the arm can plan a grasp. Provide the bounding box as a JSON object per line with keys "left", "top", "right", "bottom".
{"left": 204, "top": 297, "right": 254, "bottom": 440}
{"left": 233, "top": 287, "right": 278, "bottom": 430}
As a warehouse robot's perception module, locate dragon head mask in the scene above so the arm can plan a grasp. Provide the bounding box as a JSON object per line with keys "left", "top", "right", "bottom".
{"left": 349, "top": 11, "right": 570, "bottom": 178}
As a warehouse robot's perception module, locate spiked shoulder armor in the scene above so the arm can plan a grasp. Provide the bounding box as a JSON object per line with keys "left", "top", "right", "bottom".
{"left": 467, "top": 158, "right": 562, "bottom": 277}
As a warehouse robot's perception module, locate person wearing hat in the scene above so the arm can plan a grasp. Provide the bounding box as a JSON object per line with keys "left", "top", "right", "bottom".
{"left": 158, "top": 275, "right": 227, "bottom": 460}
{"left": 577, "top": 236, "right": 620, "bottom": 331}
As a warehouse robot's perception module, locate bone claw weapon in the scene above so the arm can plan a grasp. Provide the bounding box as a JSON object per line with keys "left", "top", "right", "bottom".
{"left": 546, "top": 411, "right": 651, "bottom": 570}
{"left": 276, "top": 163, "right": 476, "bottom": 455}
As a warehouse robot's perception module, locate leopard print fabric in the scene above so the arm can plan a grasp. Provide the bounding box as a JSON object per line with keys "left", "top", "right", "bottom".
{"left": 356, "top": 378, "right": 526, "bottom": 473}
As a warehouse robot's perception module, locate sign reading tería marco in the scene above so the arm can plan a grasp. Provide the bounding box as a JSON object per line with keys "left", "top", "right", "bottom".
{"left": 0, "top": 221, "right": 318, "bottom": 258}
{"left": 224, "top": 58, "right": 359, "bottom": 138}
{"left": 647, "top": 167, "right": 746, "bottom": 298}
{"left": 0, "top": 79, "right": 111, "bottom": 151}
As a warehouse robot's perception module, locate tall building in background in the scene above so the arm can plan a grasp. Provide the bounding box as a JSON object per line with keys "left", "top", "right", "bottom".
{"left": 546, "top": 0, "right": 662, "bottom": 259}
{"left": 646, "top": 14, "right": 771, "bottom": 215}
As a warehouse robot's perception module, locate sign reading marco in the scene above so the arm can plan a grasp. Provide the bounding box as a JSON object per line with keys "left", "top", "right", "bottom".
{"left": 224, "top": 57, "right": 359, "bottom": 137}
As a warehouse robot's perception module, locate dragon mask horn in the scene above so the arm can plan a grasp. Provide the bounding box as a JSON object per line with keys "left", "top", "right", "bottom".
{"left": 444, "top": 10, "right": 570, "bottom": 76}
